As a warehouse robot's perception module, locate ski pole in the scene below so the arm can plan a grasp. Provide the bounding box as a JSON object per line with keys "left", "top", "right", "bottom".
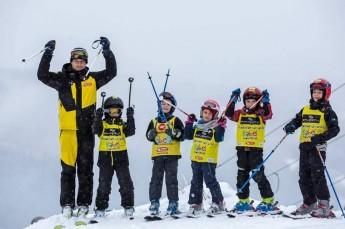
{"left": 147, "top": 72, "right": 167, "bottom": 122}
{"left": 85, "top": 45, "right": 103, "bottom": 77}
{"left": 22, "top": 47, "right": 48, "bottom": 63}
{"left": 162, "top": 99, "right": 196, "bottom": 120}
{"left": 316, "top": 148, "right": 345, "bottom": 218}
{"left": 100, "top": 91, "right": 106, "bottom": 109}
{"left": 163, "top": 69, "right": 170, "bottom": 93}
{"left": 238, "top": 133, "right": 288, "bottom": 194}
{"left": 218, "top": 94, "right": 240, "bottom": 121}
{"left": 249, "top": 95, "right": 263, "bottom": 110}
{"left": 128, "top": 77, "right": 134, "bottom": 107}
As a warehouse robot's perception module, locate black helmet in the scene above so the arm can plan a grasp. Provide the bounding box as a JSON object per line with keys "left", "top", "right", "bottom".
{"left": 104, "top": 96, "right": 124, "bottom": 118}
{"left": 104, "top": 96, "right": 124, "bottom": 109}
{"left": 159, "top": 91, "right": 177, "bottom": 114}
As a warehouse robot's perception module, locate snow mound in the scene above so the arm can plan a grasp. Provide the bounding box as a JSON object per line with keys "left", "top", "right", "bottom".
{"left": 25, "top": 182, "right": 345, "bottom": 229}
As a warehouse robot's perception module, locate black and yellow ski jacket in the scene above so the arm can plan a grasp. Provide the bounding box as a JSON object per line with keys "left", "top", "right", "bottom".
{"left": 37, "top": 50, "right": 117, "bottom": 132}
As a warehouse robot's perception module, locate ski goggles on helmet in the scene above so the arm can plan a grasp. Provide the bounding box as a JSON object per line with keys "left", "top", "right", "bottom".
{"left": 105, "top": 107, "right": 122, "bottom": 115}
{"left": 202, "top": 101, "right": 218, "bottom": 110}
{"left": 70, "top": 48, "right": 88, "bottom": 63}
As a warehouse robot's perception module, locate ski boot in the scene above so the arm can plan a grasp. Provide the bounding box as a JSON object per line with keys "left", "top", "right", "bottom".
{"left": 310, "top": 200, "right": 335, "bottom": 218}
{"left": 94, "top": 208, "right": 105, "bottom": 218}
{"left": 61, "top": 205, "right": 73, "bottom": 219}
{"left": 232, "top": 199, "right": 255, "bottom": 214}
{"left": 166, "top": 201, "right": 180, "bottom": 216}
{"left": 149, "top": 200, "right": 160, "bottom": 216}
{"left": 207, "top": 201, "right": 225, "bottom": 217}
{"left": 187, "top": 204, "right": 203, "bottom": 218}
{"left": 255, "top": 198, "right": 282, "bottom": 215}
{"left": 76, "top": 206, "right": 89, "bottom": 217}
{"left": 124, "top": 206, "right": 135, "bottom": 219}
{"left": 291, "top": 202, "right": 317, "bottom": 216}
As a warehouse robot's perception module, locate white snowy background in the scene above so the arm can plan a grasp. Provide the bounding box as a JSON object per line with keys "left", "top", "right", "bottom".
{"left": 0, "top": 0, "right": 345, "bottom": 228}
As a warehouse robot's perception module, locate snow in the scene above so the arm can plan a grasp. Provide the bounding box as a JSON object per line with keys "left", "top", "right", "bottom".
{"left": 25, "top": 182, "right": 345, "bottom": 229}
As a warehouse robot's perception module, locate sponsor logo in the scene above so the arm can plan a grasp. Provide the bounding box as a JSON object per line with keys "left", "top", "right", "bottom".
{"left": 83, "top": 82, "right": 93, "bottom": 87}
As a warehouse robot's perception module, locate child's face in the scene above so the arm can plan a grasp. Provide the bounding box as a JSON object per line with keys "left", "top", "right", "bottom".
{"left": 161, "top": 100, "right": 172, "bottom": 114}
{"left": 109, "top": 108, "right": 121, "bottom": 118}
{"left": 312, "top": 89, "right": 323, "bottom": 101}
{"left": 245, "top": 99, "right": 257, "bottom": 109}
{"left": 202, "top": 109, "right": 213, "bottom": 122}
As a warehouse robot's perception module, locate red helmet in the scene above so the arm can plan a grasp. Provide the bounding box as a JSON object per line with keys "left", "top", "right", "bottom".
{"left": 243, "top": 87, "right": 262, "bottom": 103}
{"left": 310, "top": 78, "right": 331, "bottom": 101}
{"left": 200, "top": 99, "right": 220, "bottom": 119}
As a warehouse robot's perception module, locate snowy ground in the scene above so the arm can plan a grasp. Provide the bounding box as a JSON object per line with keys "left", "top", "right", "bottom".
{"left": 25, "top": 182, "right": 345, "bottom": 229}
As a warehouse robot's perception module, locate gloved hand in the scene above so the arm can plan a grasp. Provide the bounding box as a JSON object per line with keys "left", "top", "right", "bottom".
{"left": 166, "top": 128, "right": 182, "bottom": 139}
{"left": 186, "top": 113, "right": 197, "bottom": 125}
{"left": 283, "top": 123, "right": 295, "bottom": 134}
{"left": 45, "top": 40, "right": 56, "bottom": 53}
{"left": 262, "top": 89, "right": 270, "bottom": 104}
{"left": 100, "top": 36, "right": 110, "bottom": 51}
{"left": 126, "top": 107, "right": 134, "bottom": 117}
{"left": 230, "top": 88, "right": 241, "bottom": 102}
{"left": 311, "top": 135, "right": 324, "bottom": 147}
{"left": 147, "top": 129, "right": 157, "bottom": 141}
{"left": 217, "top": 117, "right": 227, "bottom": 128}
{"left": 96, "top": 108, "right": 104, "bottom": 119}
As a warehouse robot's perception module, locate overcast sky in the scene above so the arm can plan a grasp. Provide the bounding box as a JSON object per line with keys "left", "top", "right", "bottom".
{"left": 1, "top": 1, "right": 345, "bottom": 228}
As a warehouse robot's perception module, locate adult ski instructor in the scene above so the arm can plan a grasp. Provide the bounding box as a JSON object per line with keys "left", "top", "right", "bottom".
{"left": 37, "top": 37, "right": 117, "bottom": 217}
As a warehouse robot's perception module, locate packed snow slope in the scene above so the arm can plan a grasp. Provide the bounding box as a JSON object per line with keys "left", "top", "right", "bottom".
{"left": 25, "top": 182, "right": 345, "bottom": 229}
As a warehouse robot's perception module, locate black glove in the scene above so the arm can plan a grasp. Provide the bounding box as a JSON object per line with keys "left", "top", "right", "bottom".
{"left": 96, "top": 108, "right": 104, "bottom": 119}
{"left": 283, "top": 123, "right": 295, "bottom": 134}
{"left": 44, "top": 40, "right": 56, "bottom": 53}
{"left": 311, "top": 135, "right": 323, "bottom": 146}
{"left": 166, "top": 128, "right": 173, "bottom": 137}
{"left": 100, "top": 36, "right": 110, "bottom": 51}
{"left": 126, "top": 107, "right": 134, "bottom": 117}
{"left": 166, "top": 128, "right": 182, "bottom": 138}
{"left": 147, "top": 129, "right": 157, "bottom": 141}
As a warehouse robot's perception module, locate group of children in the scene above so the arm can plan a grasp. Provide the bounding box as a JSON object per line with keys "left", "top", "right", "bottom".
{"left": 91, "top": 78, "right": 339, "bottom": 219}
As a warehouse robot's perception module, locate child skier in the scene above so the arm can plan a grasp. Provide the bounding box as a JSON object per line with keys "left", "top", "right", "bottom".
{"left": 284, "top": 78, "right": 340, "bottom": 218}
{"left": 225, "top": 87, "right": 280, "bottom": 214}
{"left": 146, "top": 92, "right": 184, "bottom": 217}
{"left": 93, "top": 96, "right": 135, "bottom": 218}
{"left": 184, "top": 99, "right": 227, "bottom": 217}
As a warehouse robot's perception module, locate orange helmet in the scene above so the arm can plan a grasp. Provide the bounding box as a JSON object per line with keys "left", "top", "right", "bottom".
{"left": 310, "top": 78, "right": 331, "bottom": 101}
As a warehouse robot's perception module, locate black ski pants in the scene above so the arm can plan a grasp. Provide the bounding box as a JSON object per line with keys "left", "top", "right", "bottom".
{"left": 236, "top": 147, "right": 274, "bottom": 200}
{"left": 299, "top": 148, "right": 330, "bottom": 205}
{"left": 95, "top": 151, "right": 134, "bottom": 210}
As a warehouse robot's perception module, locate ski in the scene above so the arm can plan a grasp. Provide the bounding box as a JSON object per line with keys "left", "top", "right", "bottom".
{"left": 144, "top": 215, "right": 163, "bottom": 221}
{"left": 282, "top": 213, "right": 312, "bottom": 220}
{"left": 226, "top": 211, "right": 258, "bottom": 218}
